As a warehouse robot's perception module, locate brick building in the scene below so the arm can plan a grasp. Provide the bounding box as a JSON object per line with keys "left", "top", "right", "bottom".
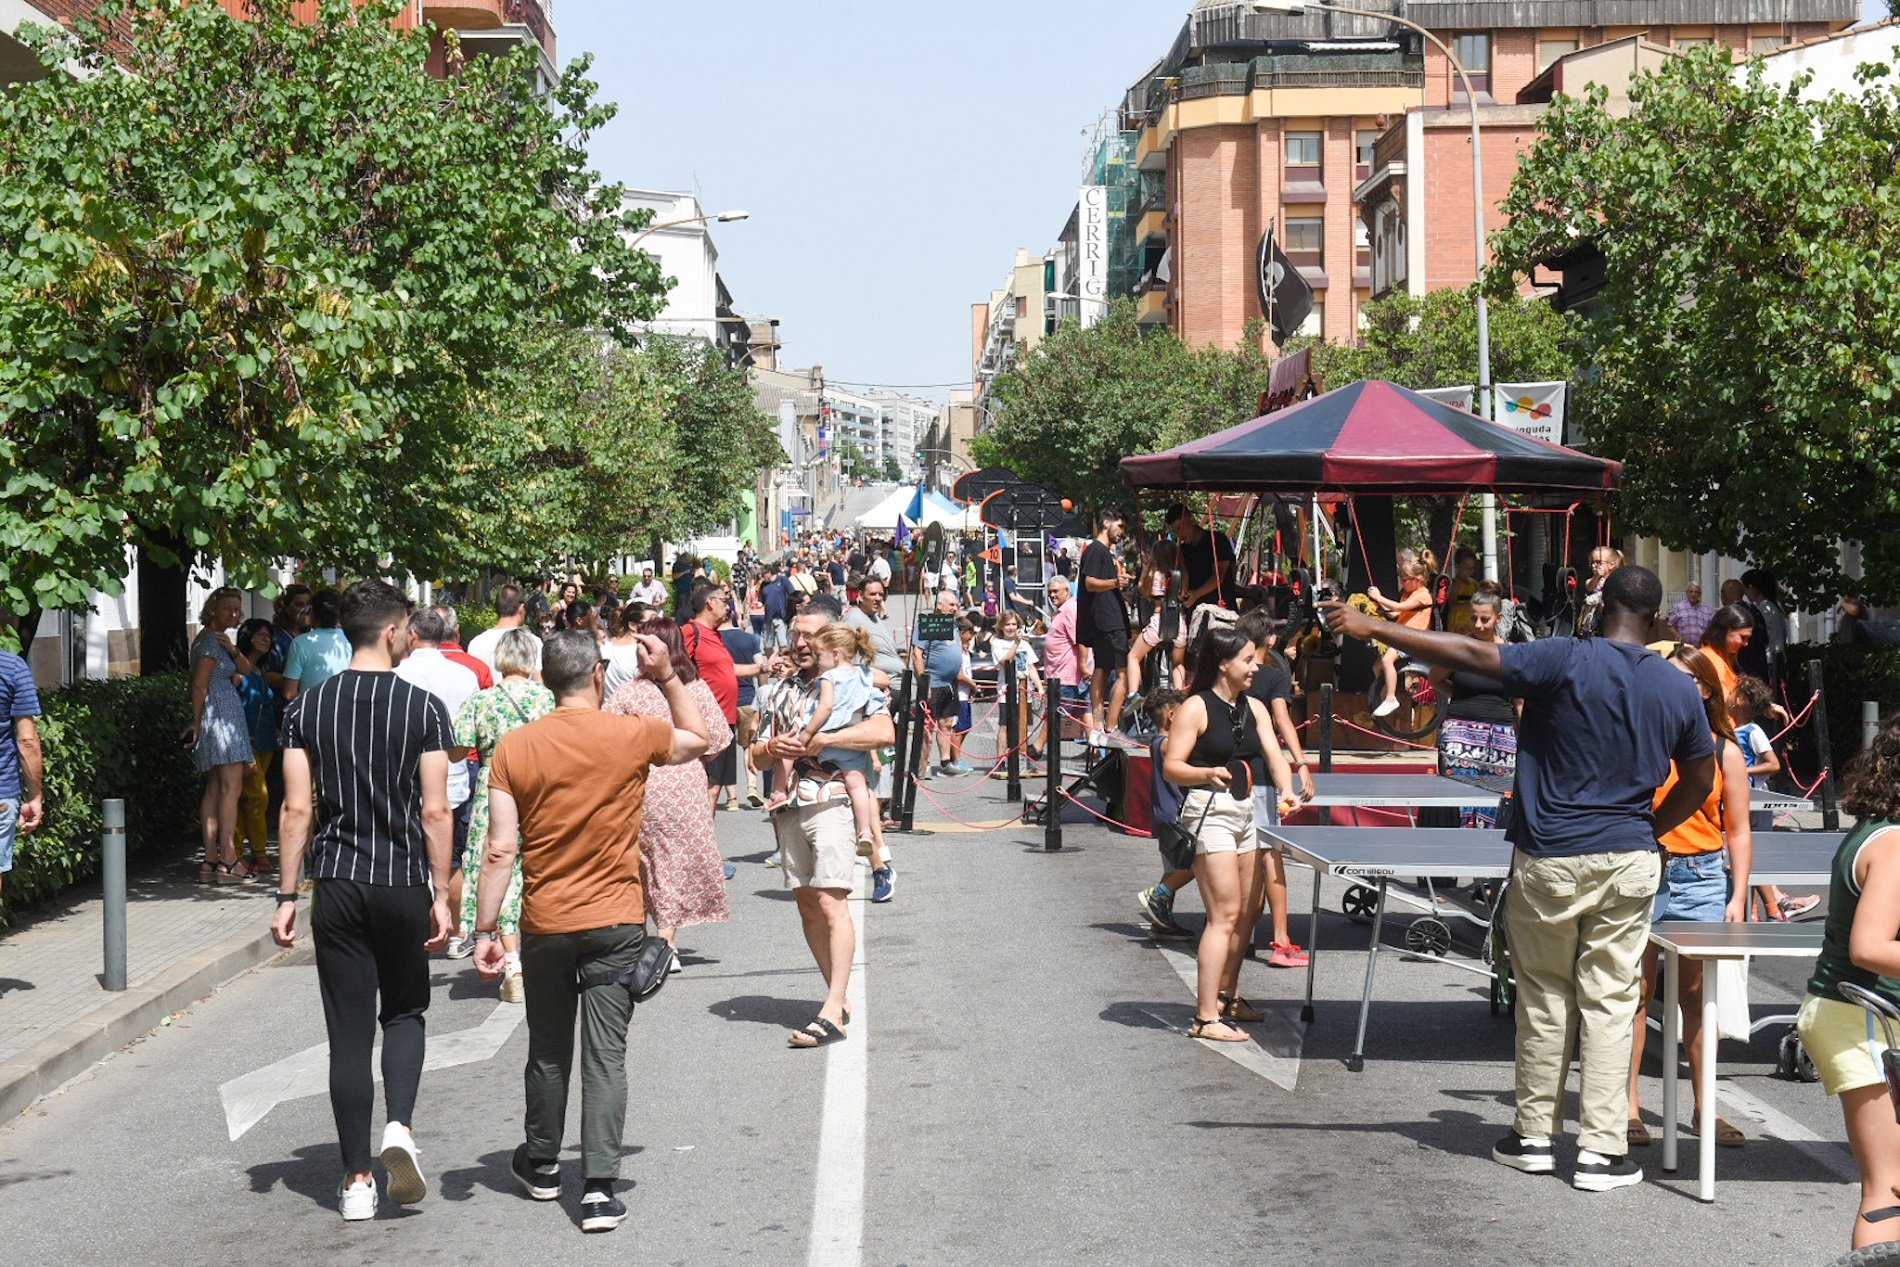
{"left": 1120, "top": 0, "right": 1856, "bottom": 351}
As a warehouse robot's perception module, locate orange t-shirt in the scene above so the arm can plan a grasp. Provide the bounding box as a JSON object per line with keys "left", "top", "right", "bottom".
{"left": 488, "top": 709, "right": 674, "bottom": 934}
{"left": 1653, "top": 734, "right": 1727, "bottom": 856}
{"left": 1708, "top": 651, "right": 1739, "bottom": 702}
{"left": 1396, "top": 584, "right": 1433, "bottom": 631}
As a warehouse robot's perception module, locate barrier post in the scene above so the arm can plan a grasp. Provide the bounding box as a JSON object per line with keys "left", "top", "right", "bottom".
{"left": 1004, "top": 661, "right": 1022, "bottom": 803}
{"left": 102, "top": 798, "right": 127, "bottom": 992}
{"left": 899, "top": 681, "right": 928, "bottom": 832}
{"left": 1316, "top": 684, "right": 1335, "bottom": 827}
{"left": 1812, "top": 661, "right": 1839, "bottom": 832}
{"left": 1044, "top": 695, "right": 1063, "bottom": 851}
{"left": 890, "top": 669, "right": 913, "bottom": 823}
{"left": 1866, "top": 700, "right": 1880, "bottom": 754}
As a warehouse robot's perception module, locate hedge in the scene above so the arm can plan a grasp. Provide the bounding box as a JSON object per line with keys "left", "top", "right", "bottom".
{"left": 0, "top": 673, "right": 199, "bottom": 926}
{"left": 1784, "top": 642, "right": 1900, "bottom": 788}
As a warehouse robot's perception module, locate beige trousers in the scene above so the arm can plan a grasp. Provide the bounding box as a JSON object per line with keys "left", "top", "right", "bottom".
{"left": 1503, "top": 848, "right": 1661, "bottom": 1155}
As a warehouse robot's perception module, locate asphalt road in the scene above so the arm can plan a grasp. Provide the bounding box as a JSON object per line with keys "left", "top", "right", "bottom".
{"left": 0, "top": 741, "right": 1869, "bottom": 1267}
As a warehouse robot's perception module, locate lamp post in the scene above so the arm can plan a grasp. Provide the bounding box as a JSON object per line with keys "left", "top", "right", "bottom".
{"left": 628, "top": 208, "right": 750, "bottom": 250}
{"left": 1251, "top": 1, "right": 1498, "bottom": 580}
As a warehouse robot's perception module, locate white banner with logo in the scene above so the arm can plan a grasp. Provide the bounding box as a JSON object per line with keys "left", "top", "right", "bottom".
{"left": 1417, "top": 385, "right": 1473, "bottom": 412}
{"left": 1491, "top": 381, "right": 1567, "bottom": 445}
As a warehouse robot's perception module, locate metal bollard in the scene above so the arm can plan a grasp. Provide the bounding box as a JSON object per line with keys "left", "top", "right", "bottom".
{"left": 1004, "top": 661, "right": 1022, "bottom": 803}
{"left": 890, "top": 670, "right": 912, "bottom": 824}
{"left": 899, "top": 677, "right": 928, "bottom": 833}
{"left": 1044, "top": 694, "right": 1063, "bottom": 851}
{"left": 1812, "top": 661, "right": 1839, "bottom": 833}
{"left": 1866, "top": 700, "right": 1880, "bottom": 754}
{"left": 1317, "top": 684, "right": 1335, "bottom": 827}
{"left": 102, "top": 798, "right": 127, "bottom": 992}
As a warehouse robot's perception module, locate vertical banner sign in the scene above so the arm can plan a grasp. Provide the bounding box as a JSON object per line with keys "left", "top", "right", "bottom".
{"left": 1491, "top": 381, "right": 1568, "bottom": 445}
{"left": 1078, "top": 185, "right": 1108, "bottom": 327}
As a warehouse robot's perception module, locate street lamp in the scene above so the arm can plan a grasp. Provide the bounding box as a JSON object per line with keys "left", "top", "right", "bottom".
{"left": 628, "top": 208, "right": 750, "bottom": 249}
{"left": 1250, "top": 1, "right": 1499, "bottom": 579}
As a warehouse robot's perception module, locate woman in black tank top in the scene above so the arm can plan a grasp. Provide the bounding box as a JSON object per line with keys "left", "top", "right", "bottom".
{"left": 1163, "top": 627, "right": 1298, "bottom": 1043}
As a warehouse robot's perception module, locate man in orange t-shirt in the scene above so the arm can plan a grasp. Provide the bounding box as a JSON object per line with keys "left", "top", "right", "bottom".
{"left": 473, "top": 629, "right": 709, "bottom": 1232}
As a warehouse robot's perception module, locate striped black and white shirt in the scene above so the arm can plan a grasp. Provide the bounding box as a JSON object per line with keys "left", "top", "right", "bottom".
{"left": 282, "top": 669, "right": 453, "bottom": 887}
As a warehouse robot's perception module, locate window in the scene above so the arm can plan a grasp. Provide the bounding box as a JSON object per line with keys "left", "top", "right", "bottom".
{"left": 1354, "top": 219, "right": 1372, "bottom": 272}
{"left": 1453, "top": 32, "right": 1492, "bottom": 95}
{"left": 1283, "top": 215, "right": 1324, "bottom": 268}
{"left": 1014, "top": 295, "right": 1027, "bottom": 318}
{"left": 1285, "top": 131, "right": 1323, "bottom": 181}
{"left": 1297, "top": 300, "right": 1324, "bottom": 339}
{"left": 1355, "top": 130, "right": 1377, "bottom": 179}
{"left": 1539, "top": 38, "right": 1578, "bottom": 71}
{"left": 1751, "top": 34, "right": 1786, "bottom": 53}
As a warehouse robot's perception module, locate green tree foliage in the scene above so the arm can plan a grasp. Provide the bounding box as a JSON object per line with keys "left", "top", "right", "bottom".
{"left": 456, "top": 329, "right": 780, "bottom": 577}
{"left": 1490, "top": 47, "right": 1900, "bottom": 606}
{"left": 1302, "top": 287, "right": 1574, "bottom": 393}
{"left": 0, "top": 0, "right": 664, "bottom": 616}
{"left": 971, "top": 300, "right": 1269, "bottom": 511}
{"left": 881, "top": 454, "right": 904, "bottom": 483}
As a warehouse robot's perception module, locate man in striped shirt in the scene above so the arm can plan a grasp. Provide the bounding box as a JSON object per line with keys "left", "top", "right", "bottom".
{"left": 271, "top": 578, "right": 455, "bottom": 1223}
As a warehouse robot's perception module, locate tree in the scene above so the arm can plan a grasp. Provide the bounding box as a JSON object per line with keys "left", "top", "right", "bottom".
{"left": 881, "top": 454, "right": 903, "bottom": 483}
{"left": 636, "top": 335, "right": 783, "bottom": 539}
{"left": 1490, "top": 47, "right": 1900, "bottom": 606}
{"left": 971, "top": 300, "right": 1269, "bottom": 511}
{"left": 835, "top": 439, "right": 867, "bottom": 481}
{"left": 1301, "top": 287, "right": 1574, "bottom": 393}
{"left": 0, "top": 0, "right": 663, "bottom": 665}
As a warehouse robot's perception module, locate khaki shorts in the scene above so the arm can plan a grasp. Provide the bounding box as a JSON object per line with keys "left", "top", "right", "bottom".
{"left": 774, "top": 799, "right": 859, "bottom": 891}
{"left": 737, "top": 704, "right": 758, "bottom": 746}
{"left": 1797, "top": 993, "right": 1889, "bottom": 1096}
{"left": 1181, "top": 788, "right": 1257, "bottom": 856}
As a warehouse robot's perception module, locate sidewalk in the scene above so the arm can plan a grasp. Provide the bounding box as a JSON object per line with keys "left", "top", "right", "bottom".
{"left": 0, "top": 848, "right": 286, "bottom": 1122}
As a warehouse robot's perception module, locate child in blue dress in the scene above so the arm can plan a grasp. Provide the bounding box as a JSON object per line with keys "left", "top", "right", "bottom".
{"left": 768, "top": 623, "right": 886, "bottom": 851}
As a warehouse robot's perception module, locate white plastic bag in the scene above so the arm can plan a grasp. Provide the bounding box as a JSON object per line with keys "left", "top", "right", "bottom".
{"left": 1715, "top": 957, "right": 1752, "bottom": 1043}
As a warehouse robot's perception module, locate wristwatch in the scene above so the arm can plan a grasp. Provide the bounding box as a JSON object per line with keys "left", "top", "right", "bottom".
{"left": 472, "top": 929, "right": 500, "bottom": 942}
{"left": 274, "top": 892, "right": 298, "bottom": 904}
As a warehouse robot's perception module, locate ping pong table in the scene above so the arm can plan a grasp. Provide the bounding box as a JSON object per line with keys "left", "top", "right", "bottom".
{"left": 1259, "top": 825, "right": 1841, "bottom": 1072}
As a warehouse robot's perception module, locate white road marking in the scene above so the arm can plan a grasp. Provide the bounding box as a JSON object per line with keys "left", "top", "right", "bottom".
{"left": 807, "top": 866, "right": 870, "bottom": 1267}
{"left": 1717, "top": 1080, "right": 1857, "bottom": 1181}
{"left": 1155, "top": 943, "right": 1306, "bottom": 1090}
{"left": 218, "top": 1001, "right": 525, "bottom": 1141}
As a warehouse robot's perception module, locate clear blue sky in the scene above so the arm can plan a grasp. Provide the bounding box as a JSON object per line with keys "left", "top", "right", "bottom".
{"left": 561, "top": 1, "right": 1185, "bottom": 397}
{"left": 561, "top": 0, "right": 1890, "bottom": 397}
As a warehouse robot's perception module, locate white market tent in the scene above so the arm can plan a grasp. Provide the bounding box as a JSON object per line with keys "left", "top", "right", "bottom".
{"left": 852, "top": 486, "right": 981, "bottom": 532}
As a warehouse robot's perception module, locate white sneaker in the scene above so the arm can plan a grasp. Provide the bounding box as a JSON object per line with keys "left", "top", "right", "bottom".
{"left": 379, "top": 1121, "right": 427, "bottom": 1204}
{"left": 667, "top": 950, "right": 683, "bottom": 975}
{"left": 337, "top": 1176, "right": 378, "bottom": 1221}
{"left": 444, "top": 934, "right": 473, "bottom": 960}
{"left": 1088, "top": 729, "right": 1108, "bottom": 750}
{"left": 1371, "top": 697, "right": 1400, "bottom": 718}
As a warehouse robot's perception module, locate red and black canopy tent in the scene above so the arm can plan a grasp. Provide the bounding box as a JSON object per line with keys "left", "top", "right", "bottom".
{"left": 1119, "top": 378, "right": 1621, "bottom": 608}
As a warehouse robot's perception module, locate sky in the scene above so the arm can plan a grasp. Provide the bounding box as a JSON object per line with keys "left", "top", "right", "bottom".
{"left": 560, "top": 0, "right": 1186, "bottom": 399}
{"left": 560, "top": 0, "right": 1891, "bottom": 400}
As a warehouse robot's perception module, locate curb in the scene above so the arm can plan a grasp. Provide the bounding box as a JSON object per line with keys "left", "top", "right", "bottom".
{"left": 0, "top": 928, "right": 288, "bottom": 1124}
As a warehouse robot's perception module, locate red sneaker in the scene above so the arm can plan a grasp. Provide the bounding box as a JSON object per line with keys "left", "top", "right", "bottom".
{"left": 1268, "top": 942, "right": 1309, "bottom": 968}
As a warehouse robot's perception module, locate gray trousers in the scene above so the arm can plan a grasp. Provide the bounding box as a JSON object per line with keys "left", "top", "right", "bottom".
{"left": 520, "top": 923, "right": 644, "bottom": 1179}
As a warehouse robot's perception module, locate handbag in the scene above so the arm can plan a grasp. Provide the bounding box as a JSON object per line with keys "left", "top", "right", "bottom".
{"left": 579, "top": 932, "right": 673, "bottom": 1004}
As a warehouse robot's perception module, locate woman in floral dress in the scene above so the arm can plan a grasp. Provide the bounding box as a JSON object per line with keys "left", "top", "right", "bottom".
{"left": 453, "top": 629, "right": 556, "bottom": 1003}
{"left": 606, "top": 617, "right": 731, "bottom": 970}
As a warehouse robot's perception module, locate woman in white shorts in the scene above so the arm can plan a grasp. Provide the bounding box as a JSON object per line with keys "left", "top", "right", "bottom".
{"left": 1796, "top": 714, "right": 1900, "bottom": 1252}
{"left": 1163, "top": 627, "right": 1298, "bottom": 1044}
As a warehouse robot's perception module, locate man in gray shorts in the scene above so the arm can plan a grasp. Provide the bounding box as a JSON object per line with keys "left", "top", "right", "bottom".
{"left": 751, "top": 606, "right": 894, "bottom": 1049}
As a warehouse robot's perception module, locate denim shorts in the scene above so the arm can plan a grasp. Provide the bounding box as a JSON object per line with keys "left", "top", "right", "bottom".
{"left": 1653, "top": 850, "right": 1729, "bottom": 922}
{"left": 0, "top": 797, "right": 16, "bottom": 873}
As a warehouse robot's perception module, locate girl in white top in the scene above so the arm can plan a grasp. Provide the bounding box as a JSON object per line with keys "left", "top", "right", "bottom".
{"left": 1126, "top": 539, "right": 1185, "bottom": 699}
{"left": 990, "top": 610, "right": 1042, "bottom": 765}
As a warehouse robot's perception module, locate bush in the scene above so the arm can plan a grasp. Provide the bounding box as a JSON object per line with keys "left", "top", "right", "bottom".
{"left": 1784, "top": 642, "right": 1900, "bottom": 786}
{"left": 456, "top": 602, "right": 498, "bottom": 645}
{"left": 1, "top": 673, "right": 199, "bottom": 925}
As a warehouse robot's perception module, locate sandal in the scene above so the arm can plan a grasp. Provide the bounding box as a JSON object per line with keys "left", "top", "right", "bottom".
{"left": 202, "top": 861, "right": 244, "bottom": 883}
{"left": 788, "top": 1017, "right": 848, "bottom": 1049}
{"left": 1712, "top": 1115, "right": 1745, "bottom": 1148}
{"left": 229, "top": 860, "right": 261, "bottom": 882}
{"left": 1627, "top": 1117, "right": 1652, "bottom": 1147}
{"left": 1218, "top": 992, "right": 1267, "bottom": 1023}
{"left": 1188, "top": 1016, "right": 1248, "bottom": 1043}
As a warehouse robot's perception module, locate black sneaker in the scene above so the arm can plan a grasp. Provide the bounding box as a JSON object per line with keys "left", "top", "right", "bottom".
{"left": 510, "top": 1143, "right": 560, "bottom": 1201}
{"left": 1572, "top": 1153, "right": 1642, "bottom": 1192}
{"left": 1491, "top": 1133, "right": 1557, "bottom": 1174}
{"left": 580, "top": 1184, "right": 626, "bottom": 1233}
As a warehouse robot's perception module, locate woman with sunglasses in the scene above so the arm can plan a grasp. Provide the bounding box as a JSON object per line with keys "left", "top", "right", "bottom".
{"left": 1162, "top": 627, "right": 1299, "bottom": 1042}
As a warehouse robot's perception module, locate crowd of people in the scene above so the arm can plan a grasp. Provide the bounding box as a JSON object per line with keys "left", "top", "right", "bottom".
{"left": 152, "top": 515, "right": 1900, "bottom": 1248}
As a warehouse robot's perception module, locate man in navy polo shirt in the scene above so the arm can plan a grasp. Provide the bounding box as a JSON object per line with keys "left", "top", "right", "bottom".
{"left": 1324, "top": 565, "right": 1714, "bottom": 1194}
{"left": 0, "top": 646, "right": 43, "bottom": 904}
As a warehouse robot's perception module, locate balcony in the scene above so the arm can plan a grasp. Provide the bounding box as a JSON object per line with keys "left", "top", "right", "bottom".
{"left": 1136, "top": 286, "right": 1168, "bottom": 326}
{"left": 1136, "top": 207, "right": 1168, "bottom": 244}
{"left": 423, "top": 0, "right": 553, "bottom": 58}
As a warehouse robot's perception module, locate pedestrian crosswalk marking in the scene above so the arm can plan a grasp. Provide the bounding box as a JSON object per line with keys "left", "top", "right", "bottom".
{"left": 1153, "top": 943, "right": 1306, "bottom": 1091}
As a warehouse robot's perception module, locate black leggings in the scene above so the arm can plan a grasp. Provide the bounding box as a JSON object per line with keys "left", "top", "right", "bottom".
{"left": 312, "top": 879, "right": 433, "bottom": 1174}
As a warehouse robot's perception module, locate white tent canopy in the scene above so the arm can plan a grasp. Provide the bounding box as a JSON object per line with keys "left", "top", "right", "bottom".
{"left": 852, "top": 486, "right": 983, "bottom": 532}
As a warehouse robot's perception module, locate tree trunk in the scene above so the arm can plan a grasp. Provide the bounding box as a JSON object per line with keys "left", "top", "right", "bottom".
{"left": 137, "top": 530, "right": 193, "bottom": 675}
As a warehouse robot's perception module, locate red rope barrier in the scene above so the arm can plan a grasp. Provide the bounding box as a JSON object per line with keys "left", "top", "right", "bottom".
{"left": 1328, "top": 713, "right": 1442, "bottom": 752}
{"left": 1056, "top": 789, "right": 1153, "bottom": 837}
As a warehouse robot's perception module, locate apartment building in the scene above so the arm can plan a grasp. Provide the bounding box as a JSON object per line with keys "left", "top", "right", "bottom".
{"left": 971, "top": 247, "right": 1052, "bottom": 427}
{"left": 623, "top": 189, "right": 752, "bottom": 366}
{"left": 1121, "top": 0, "right": 1855, "bottom": 351}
